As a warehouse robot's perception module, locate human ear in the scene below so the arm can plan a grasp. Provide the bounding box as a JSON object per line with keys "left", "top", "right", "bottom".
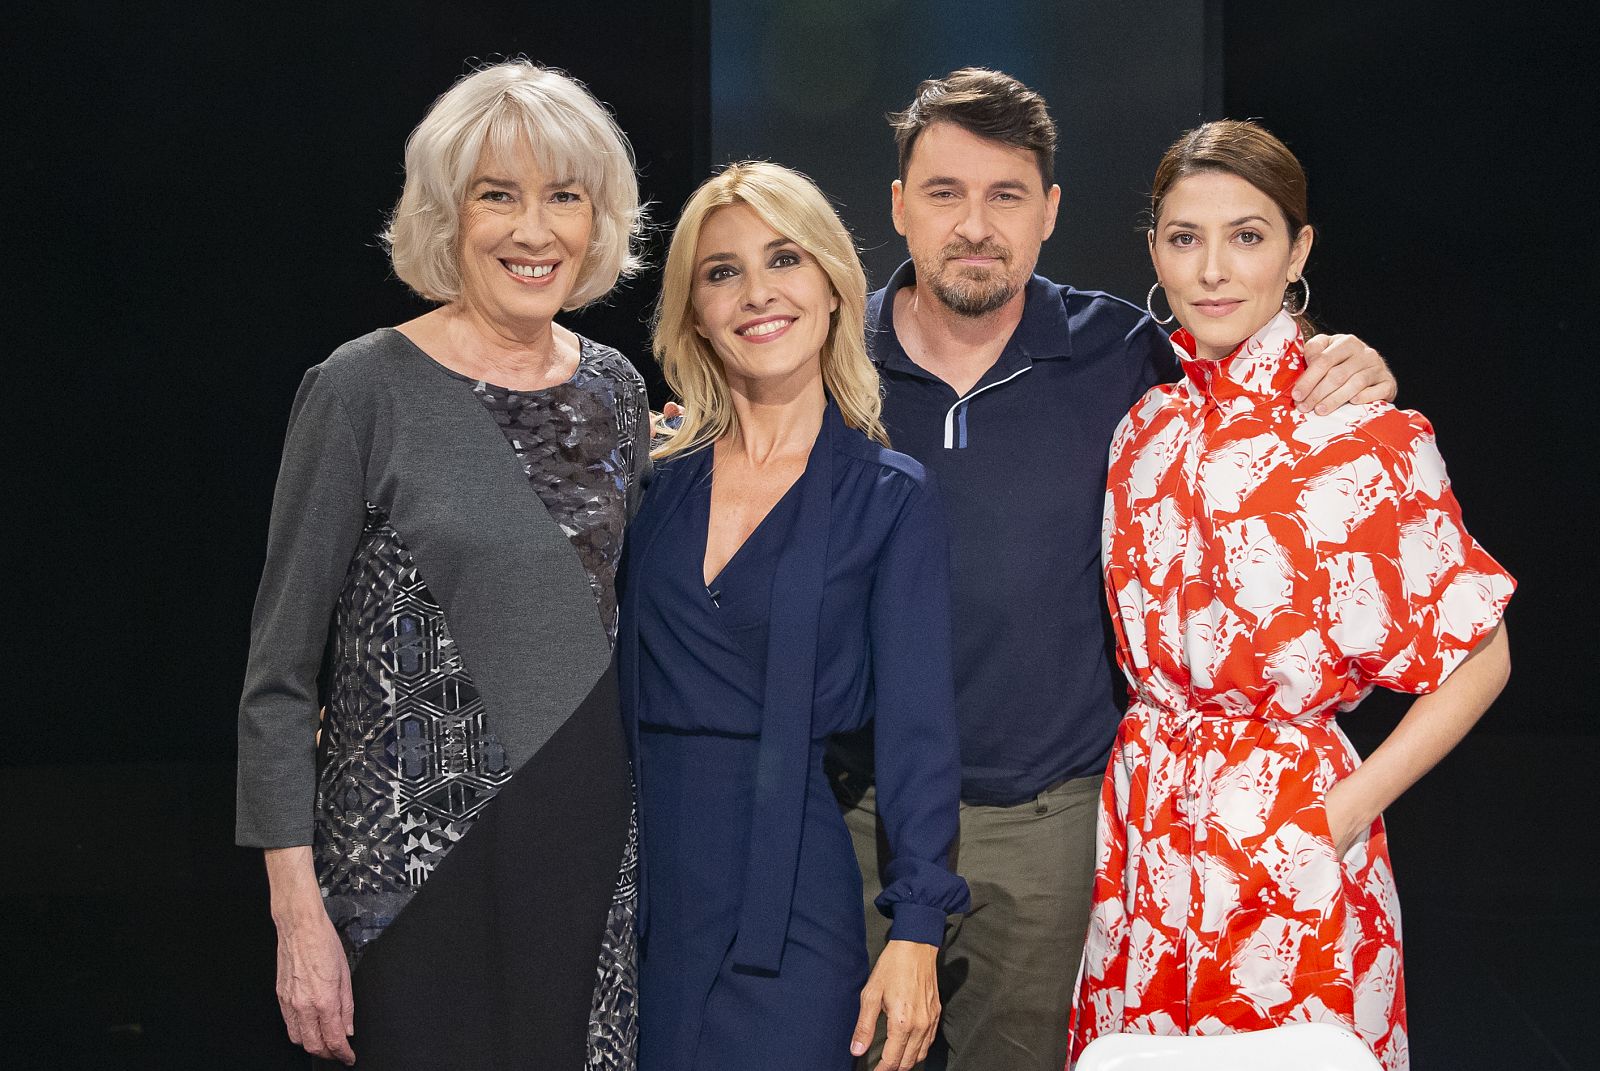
{"left": 1041, "top": 183, "right": 1062, "bottom": 241}
{"left": 1289, "top": 225, "right": 1315, "bottom": 280}
{"left": 890, "top": 179, "right": 907, "bottom": 237}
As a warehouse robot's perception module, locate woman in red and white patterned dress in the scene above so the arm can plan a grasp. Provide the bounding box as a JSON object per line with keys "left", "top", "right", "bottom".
{"left": 1067, "top": 121, "right": 1513, "bottom": 1071}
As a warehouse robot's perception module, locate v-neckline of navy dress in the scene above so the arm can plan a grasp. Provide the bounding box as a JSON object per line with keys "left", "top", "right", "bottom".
{"left": 700, "top": 457, "right": 805, "bottom": 605}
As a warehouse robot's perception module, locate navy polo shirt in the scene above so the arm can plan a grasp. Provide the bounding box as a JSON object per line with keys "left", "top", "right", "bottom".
{"left": 864, "top": 260, "right": 1179, "bottom": 805}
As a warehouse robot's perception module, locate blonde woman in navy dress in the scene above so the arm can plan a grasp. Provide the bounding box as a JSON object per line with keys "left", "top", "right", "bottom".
{"left": 617, "top": 162, "right": 970, "bottom": 1070}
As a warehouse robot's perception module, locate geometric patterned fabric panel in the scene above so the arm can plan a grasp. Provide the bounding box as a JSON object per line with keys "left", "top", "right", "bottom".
{"left": 313, "top": 505, "right": 512, "bottom": 963}
{"left": 588, "top": 806, "right": 639, "bottom": 1070}
{"left": 473, "top": 339, "right": 644, "bottom": 644}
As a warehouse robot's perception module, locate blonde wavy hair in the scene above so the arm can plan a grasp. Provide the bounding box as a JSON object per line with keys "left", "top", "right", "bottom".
{"left": 382, "top": 59, "right": 645, "bottom": 310}
{"left": 652, "top": 162, "right": 886, "bottom": 459}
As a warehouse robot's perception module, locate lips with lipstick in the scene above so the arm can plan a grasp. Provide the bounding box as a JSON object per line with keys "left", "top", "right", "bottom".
{"left": 1191, "top": 298, "right": 1245, "bottom": 318}
{"left": 735, "top": 315, "right": 795, "bottom": 342}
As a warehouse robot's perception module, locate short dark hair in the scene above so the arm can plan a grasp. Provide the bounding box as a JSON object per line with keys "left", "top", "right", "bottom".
{"left": 889, "top": 68, "right": 1057, "bottom": 188}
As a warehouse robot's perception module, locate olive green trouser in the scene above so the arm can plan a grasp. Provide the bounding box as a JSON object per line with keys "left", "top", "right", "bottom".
{"left": 843, "top": 775, "right": 1100, "bottom": 1071}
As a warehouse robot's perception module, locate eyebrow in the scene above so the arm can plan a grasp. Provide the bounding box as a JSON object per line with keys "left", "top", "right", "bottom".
{"left": 473, "top": 176, "right": 582, "bottom": 191}
{"left": 918, "top": 176, "right": 1034, "bottom": 193}
{"left": 698, "top": 236, "right": 798, "bottom": 267}
{"left": 1163, "top": 214, "right": 1274, "bottom": 229}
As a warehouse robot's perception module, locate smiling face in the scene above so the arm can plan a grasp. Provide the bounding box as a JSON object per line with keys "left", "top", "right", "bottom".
{"left": 892, "top": 122, "right": 1059, "bottom": 317}
{"left": 456, "top": 137, "right": 593, "bottom": 332}
{"left": 1150, "top": 170, "right": 1312, "bottom": 359}
{"left": 691, "top": 202, "right": 838, "bottom": 394}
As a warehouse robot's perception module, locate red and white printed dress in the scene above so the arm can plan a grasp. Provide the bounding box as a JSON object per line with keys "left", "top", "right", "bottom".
{"left": 1067, "top": 311, "right": 1513, "bottom": 1070}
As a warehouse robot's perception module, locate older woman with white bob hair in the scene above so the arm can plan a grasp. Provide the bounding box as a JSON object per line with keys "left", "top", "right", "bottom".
{"left": 237, "top": 59, "right": 649, "bottom": 1069}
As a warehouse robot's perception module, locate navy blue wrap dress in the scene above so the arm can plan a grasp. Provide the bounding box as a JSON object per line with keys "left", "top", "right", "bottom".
{"left": 617, "top": 405, "right": 970, "bottom": 1069}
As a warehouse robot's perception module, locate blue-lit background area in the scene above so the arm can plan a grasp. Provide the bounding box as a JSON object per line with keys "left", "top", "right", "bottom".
{"left": 709, "top": 0, "right": 1219, "bottom": 302}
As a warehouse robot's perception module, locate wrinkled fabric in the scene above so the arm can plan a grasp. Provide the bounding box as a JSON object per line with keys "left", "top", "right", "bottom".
{"left": 1069, "top": 312, "right": 1513, "bottom": 1071}
{"left": 619, "top": 406, "right": 969, "bottom": 1068}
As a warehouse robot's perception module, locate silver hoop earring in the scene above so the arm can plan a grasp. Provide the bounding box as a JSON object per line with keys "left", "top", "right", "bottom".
{"left": 1283, "top": 276, "right": 1310, "bottom": 317}
{"left": 1145, "top": 282, "right": 1175, "bottom": 326}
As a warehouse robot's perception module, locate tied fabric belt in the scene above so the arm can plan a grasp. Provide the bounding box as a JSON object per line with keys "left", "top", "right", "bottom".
{"left": 1131, "top": 690, "right": 1339, "bottom": 834}
{"left": 1135, "top": 694, "right": 1209, "bottom": 836}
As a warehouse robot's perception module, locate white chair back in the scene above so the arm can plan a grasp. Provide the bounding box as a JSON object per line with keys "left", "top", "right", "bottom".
{"left": 1075, "top": 1022, "right": 1383, "bottom": 1071}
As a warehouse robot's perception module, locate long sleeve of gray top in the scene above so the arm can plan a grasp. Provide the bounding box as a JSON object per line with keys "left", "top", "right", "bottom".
{"left": 236, "top": 366, "right": 367, "bottom": 848}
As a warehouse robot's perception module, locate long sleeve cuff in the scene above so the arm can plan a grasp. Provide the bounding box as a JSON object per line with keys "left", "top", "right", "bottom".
{"left": 885, "top": 902, "right": 952, "bottom": 946}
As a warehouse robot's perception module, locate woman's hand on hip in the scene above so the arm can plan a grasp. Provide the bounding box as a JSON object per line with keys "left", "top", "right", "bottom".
{"left": 852, "top": 938, "right": 941, "bottom": 1071}
{"left": 266, "top": 847, "right": 355, "bottom": 1065}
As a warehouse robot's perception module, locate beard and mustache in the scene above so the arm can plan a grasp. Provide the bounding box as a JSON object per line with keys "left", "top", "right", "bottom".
{"left": 918, "top": 239, "right": 1021, "bottom": 317}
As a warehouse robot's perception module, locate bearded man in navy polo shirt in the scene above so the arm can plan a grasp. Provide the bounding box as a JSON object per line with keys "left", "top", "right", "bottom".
{"left": 832, "top": 69, "right": 1397, "bottom": 1071}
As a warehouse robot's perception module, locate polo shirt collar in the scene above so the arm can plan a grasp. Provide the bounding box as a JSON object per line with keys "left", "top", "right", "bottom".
{"left": 868, "top": 259, "right": 1074, "bottom": 380}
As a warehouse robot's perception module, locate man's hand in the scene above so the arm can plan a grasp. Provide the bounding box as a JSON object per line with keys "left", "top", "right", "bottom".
{"left": 1293, "top": 334, "right": 1397, "bottom": 414}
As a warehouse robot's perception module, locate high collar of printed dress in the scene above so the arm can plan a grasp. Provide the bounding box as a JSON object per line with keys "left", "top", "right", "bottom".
{"left": 1172, "top": 309, "right": 1304, "bottom": 407}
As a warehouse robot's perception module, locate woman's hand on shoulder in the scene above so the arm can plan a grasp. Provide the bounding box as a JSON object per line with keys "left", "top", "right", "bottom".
{"left": 649, "top": 401, "right": 685, "bottom": 442}
{"left": 852, "top": 938, "right": 941, "bottom": 1071}
{"left": 1294, "top": 334, "right": 1397, "bottom": 414}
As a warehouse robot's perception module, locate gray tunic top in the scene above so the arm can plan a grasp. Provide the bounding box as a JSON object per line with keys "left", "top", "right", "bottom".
{"left": 236, "top": 327, "right": 648, "bottom": 1065}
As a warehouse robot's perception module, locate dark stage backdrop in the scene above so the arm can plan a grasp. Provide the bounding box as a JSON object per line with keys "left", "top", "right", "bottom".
{"left": 7, "top": 1, "right": 1594, "bottom": 1067}
{"left": 14, "top": 0, "right": 706, "bottom": 769}
{"left": 8, "top": 1, "right": 706, "bottom": 1065}
{"left": 710, "top": 0, "right": 1223, "bottom": 302}
{"left": 1225, "top": 0, "right": 1595, "bottom": 739}
{"left": 1224, "top": 3, "right": 1597, "bottom": 1068}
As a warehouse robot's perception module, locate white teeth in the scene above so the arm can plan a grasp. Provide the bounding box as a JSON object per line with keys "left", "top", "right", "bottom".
{"left": 739, "top": 318, "right": 791, "bottom": 337}
{"left": 506, "top": 262, "right": 554, "bottom": 278}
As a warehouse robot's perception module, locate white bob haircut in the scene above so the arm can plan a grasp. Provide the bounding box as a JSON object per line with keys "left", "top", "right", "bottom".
{"left": 383, "top": 60, "right": 646, "bottom": 310}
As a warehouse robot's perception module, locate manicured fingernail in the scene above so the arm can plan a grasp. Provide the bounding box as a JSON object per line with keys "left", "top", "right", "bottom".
{"left": 851, "top": 1042, "right": 867, "bottom": 1056}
